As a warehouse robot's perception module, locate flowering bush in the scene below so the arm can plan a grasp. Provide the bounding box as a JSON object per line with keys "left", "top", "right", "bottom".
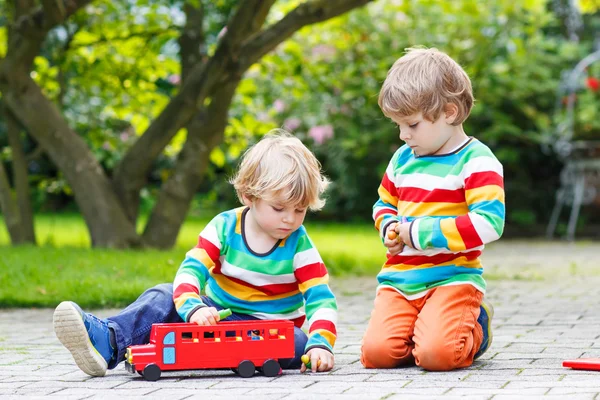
{"left": 558, "top": 69, "right": 600, "bottom": 141}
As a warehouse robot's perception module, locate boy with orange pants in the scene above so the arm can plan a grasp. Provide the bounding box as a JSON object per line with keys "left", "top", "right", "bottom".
{"left": 361, "top": 47, "right": 505, "bottom": 371}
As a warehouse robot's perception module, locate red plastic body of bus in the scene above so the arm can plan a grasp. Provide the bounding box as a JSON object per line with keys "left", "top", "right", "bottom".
{"left": 124, "top": 319, "right": 295, "bottom": 379}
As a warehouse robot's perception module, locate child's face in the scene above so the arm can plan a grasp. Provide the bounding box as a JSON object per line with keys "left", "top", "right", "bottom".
{"left": 243, "top": 195, "right": 307, "bottom": 241}
{"left": 391, "top": 111, "right": 458, "bottom": 156}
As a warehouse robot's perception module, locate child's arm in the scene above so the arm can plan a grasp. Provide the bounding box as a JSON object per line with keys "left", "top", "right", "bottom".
{"left": 293, "top": 232, "right": 338, "bottom": 356}
{"left": 373, "top": 151, "right": 402, "bottom": 241}
{"left": 173, "top": 215, "right": 225, "bottom": 322}
{"left": 407, "top": 154, "right": 505, "bottom": 252}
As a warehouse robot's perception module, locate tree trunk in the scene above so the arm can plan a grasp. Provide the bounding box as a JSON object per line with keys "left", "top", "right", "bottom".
{"left": 143, "top": 81, "right": 238, "bottom": 248}
{"left": 4, "top": 107, "right": 36, "bottom": 244}
{"left": 0, "top": 72, "right": 141, "bottom": 248}
{"left": 0, "top": 158, "right": 23, "bottom": 244}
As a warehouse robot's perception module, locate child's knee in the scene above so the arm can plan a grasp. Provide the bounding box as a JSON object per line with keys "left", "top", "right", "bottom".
{"left": 413, "top": 338, "right": 468, "bottom": 371}
{"left": 360, "top": 336, "right": 412, "bottom": 369}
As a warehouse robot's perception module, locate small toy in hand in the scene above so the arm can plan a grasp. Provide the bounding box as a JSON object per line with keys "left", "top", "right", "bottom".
{"left": 301, "top": 354, "right": 321, "bottom": 371}
{"left": 387, "top": 217, "right": 408, "bottom": 241}
{"left": 218, "top": 309, "right": 232, "bottom": 320}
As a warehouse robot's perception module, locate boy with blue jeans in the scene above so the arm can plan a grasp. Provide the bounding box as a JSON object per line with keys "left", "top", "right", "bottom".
{"left": 360, "top": 47, "right": 505, "bottom": 371}
{"left": 54, "top": 130, "right": 337, "bottom": 376}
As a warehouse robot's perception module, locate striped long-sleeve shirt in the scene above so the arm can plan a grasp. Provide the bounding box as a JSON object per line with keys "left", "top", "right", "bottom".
{"left": 373, "top": 138, "right": 505, "bottom": 297}
{"left": 173, "top": 207, "right": 338, "bottom": 353}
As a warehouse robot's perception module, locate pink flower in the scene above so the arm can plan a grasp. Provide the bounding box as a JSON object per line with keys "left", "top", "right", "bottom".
{"left": 284, "top": 117, "right": 302, "bottom": 131}
{"left": 273, "top": 99, "right": 286, "bottom": 113}
{"left": 311, "top": 44, "right": 336, "bottom": 60}
{"left": 168, "top": 74, "right": 181, "bottom": 85}
{"left": 308, "top": 125, "right": 334, "bottom": 145}
{"left": 217, "top": 27, "right": 228, "bottom": 41}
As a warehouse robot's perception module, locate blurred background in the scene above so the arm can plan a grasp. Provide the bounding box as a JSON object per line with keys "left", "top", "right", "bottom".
{"left": 1, "top": 0, "right": 599, "bottom": 306}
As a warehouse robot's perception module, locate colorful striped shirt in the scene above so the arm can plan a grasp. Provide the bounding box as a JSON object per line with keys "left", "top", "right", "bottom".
{"left": 173, "top": 207, "right": 338, "bottom": 353}
{"left": 373, "top": 138, "right": 505, "bottom": 297}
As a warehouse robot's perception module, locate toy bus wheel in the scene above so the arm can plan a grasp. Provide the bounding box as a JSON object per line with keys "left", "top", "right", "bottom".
{"left": 142, "top": 364, "right": 161, "bottom": 381}
{"left": 237, "top": 360, "right": 255, "bottom": 378}
{"left": 261, "top": 359, "right": 281, "bottom": 377}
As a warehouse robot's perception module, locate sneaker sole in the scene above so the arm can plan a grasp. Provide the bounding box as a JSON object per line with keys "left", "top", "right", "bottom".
{"left": 53, "top": 301, "right": 108, "bottom": 377}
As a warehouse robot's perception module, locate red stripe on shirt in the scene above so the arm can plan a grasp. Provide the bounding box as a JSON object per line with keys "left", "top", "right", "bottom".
{"left": 225, "top": 275, "right": 299, "bottom": 296}
{"left": 309, "top": 320, "right": 337, "bottom": 335}
{"left": 455, "top": 214, "right": 483, "bottom": 249}
{"left": 196, "top": 236, "right": 220, "bottom": 261}
{"left": 292, "top": 315, "right": 306, "bottom": 328}
{"left": 173, "top": 283, "right": 199, "bottom": 299}
{"left": 374, "top": 208, "right": 397, "bottom": 221}
{"left": 294, "top": 262, "right": 327, "bottom": 282}
{"left": 398, "top": 187, "right": 466, "bottom": 203}
{"left": 464, "top": 171, "right": 503, "bottom": 190}
{"left": 385, "top": 250, "right": 481, "bottom": 267}
{"left": 381, "top": 173, "right": 399, "bottom": 197}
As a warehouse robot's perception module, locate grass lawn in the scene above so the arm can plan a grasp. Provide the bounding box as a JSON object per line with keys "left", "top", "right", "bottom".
{"left": 0, "top": 214, "right": 384, "bottom": 308}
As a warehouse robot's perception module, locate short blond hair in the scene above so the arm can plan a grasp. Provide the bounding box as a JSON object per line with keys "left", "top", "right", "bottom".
{"left": 230, "top": 129, "right": 329, "bottom": 211}
{"left": 378, "top": 47, "right": 474, "bottom": 125}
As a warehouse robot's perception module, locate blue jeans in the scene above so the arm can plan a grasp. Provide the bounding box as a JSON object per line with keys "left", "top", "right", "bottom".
{"left": 107, "top": 283, "right": 307, "bottom": 370}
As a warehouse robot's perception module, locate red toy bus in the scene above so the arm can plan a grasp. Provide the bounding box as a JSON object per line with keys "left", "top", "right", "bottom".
{"left": 124, "top": 319, "right": 295, "bottom": 381}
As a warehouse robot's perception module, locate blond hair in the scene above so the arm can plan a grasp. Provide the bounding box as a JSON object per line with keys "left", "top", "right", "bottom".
{"left": 230, "top": 129, "right": 329, "bottom": 211}
{"left": 378, "top": 47, "right": 474, "bottom": 125}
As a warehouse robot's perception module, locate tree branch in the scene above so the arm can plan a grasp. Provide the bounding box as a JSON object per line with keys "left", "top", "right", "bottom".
{"left": 179, "top": 2, "right": 205, "bottom": 82}
{"left": 7, "top": 0, "right": 93, "bottom": 68}
{"left": 240, "top": 0, "right": 374, "bottom": 69}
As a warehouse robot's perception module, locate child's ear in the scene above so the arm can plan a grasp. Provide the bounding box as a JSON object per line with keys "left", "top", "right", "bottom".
{"left": 241, "top": 194, "right": 253, "bottom": 207}
{"left": 444, "top": 103, "right": 459, "bottom": 124}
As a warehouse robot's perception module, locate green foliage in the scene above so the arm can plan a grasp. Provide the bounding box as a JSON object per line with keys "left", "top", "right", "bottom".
{"left": 212, "top": 0, "right": 593, "bottom": 228}
{"left": 3, "top": 0, "right": 599, "bottom": 232}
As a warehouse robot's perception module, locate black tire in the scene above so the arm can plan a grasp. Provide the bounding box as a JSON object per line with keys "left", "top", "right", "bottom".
{"left": 261, "top": 359, "right": 280, "bottom": 377}
{"left": 237, "top": 360, "right": 255, "bottom": 378}
{"left": 143, "top": 364, "right": 161, "bottom": 381}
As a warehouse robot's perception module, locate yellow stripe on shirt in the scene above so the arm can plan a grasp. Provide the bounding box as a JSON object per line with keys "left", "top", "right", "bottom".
{"left": 465, "top": 184, "right": 505, "bottom": 204}
{"left": 440, "top": 218, "right": 466, "bottom": 251}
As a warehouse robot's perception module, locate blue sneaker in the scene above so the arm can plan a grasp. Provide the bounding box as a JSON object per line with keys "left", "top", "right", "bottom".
{"left": 474, "top": 297, "right": 494, "bottom": 360}
{"left": 53, "top": 301, "right": 115, "bottom": 376}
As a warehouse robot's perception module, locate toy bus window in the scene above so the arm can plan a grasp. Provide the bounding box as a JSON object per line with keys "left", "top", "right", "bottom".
{"left": 163, "top": 331, "right": 175, "bottom": 365}
{"left": 247, "top": 329, "right": 265, "bottom": 341}
{"left": 181, "top": 332, "right": 193, "bottom": 340}
{"left": 163, "top": 332, "right": 175, "bottom": 345}
{"left": 203, "top": 331, "right": 221, "bottom": 342}
{"left": 268, "top": 329, "right": 286, "bottom": 340}
{"left": 224, "top": 330, "right": 243, "bottom": 342}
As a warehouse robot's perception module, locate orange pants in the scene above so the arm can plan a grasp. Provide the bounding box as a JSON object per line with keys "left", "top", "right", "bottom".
{"left": 360, "top": 285, "right": 484, "bottom": 371}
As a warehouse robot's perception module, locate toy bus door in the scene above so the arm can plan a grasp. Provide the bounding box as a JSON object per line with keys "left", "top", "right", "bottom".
{"left": 163, "top": 331, "right": 176, "bottom": 365}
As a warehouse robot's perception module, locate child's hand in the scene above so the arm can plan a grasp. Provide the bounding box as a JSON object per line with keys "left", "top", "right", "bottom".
{"left": 396, "top": 222, "right": 413, "bottom": 248}
{"left": 189, "top": 306, "right": 221, "bottom": 326}
{"left": 383, "top": 223, "right": 404, "bottom": 256}
{"left": 300, "top": 348, "right": 334, "bottom": 373}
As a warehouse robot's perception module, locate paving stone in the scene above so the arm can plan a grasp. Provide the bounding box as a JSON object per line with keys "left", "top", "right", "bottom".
{"left": 2, "top": 241, "right": 600, "bottom": 398}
